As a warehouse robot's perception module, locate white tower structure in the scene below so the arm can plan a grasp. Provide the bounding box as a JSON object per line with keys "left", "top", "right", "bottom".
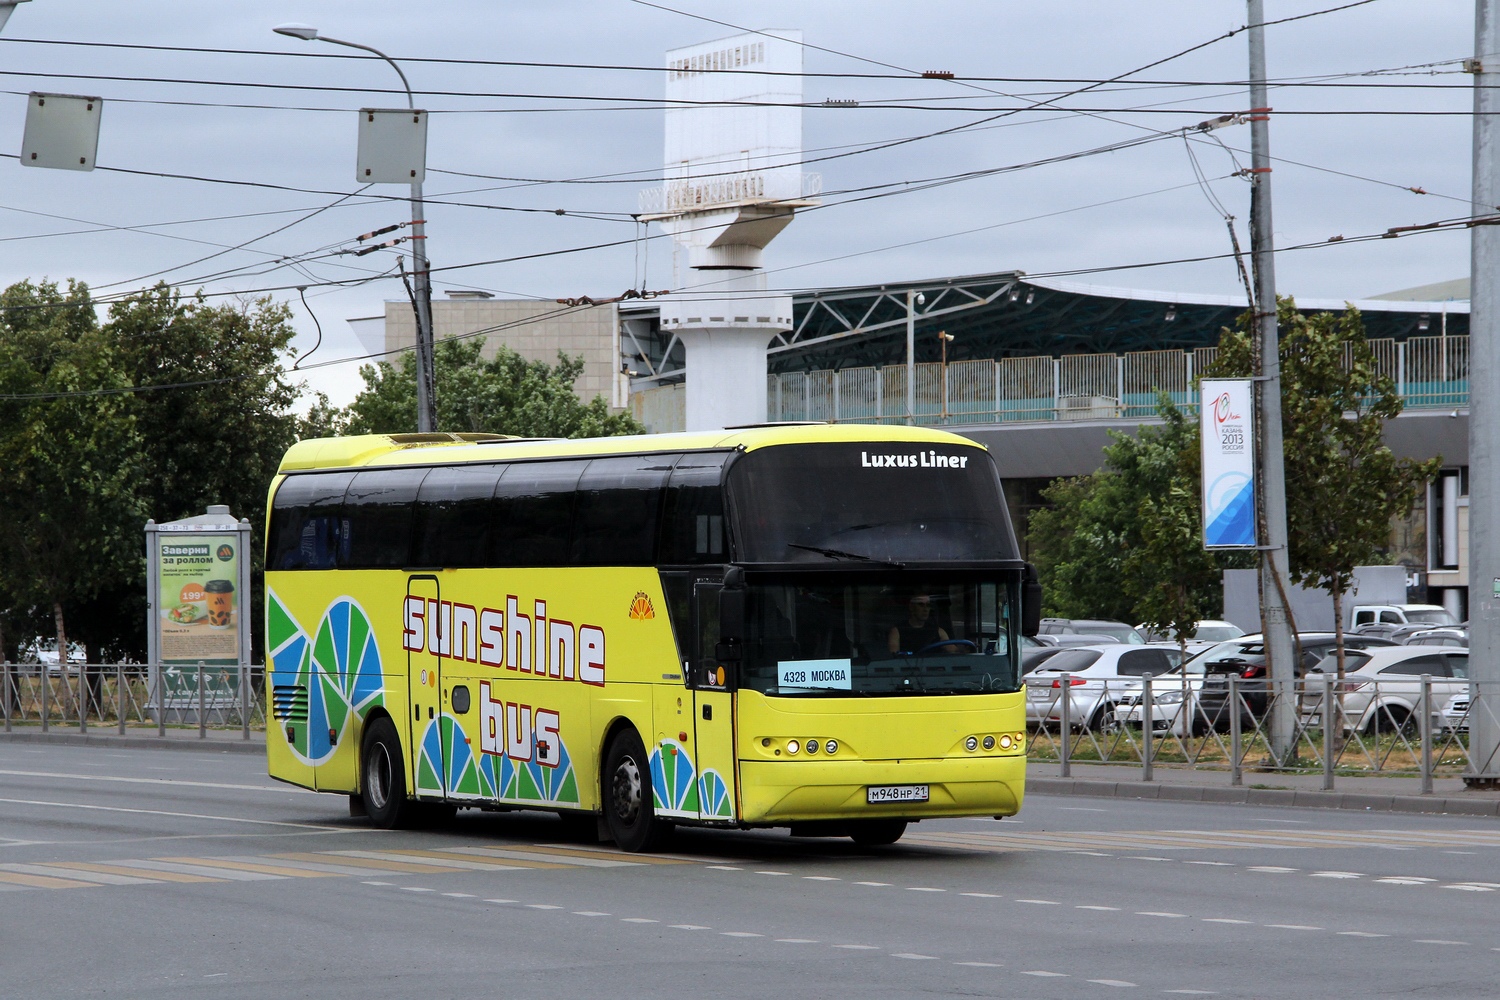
{"left": 641, "top": 30, "right": 819, "bottom": 430}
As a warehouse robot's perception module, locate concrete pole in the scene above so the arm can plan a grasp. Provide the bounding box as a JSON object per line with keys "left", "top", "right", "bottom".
{"left": 410, "top": 175, "right": 437, "bottom": 433}
{"left": 906, "top": 290, "right": 917, "bottom": 424}
{"left": 1465, "top": 0, "right": 1500, "bottom": 785}
{"left": 1247, "top": 0, "right": 1298, "bottom": 761}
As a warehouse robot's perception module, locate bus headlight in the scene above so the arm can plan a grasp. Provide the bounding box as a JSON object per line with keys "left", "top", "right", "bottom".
{"left": 805, "top": 739, "right": 819, "bottom": 754}
{"left": 787, "top": 739, "right": 800, "bottom": 755}
{"left": 982, "top": 735, "right": 996, "bottom": 750}
{"left": 824, "top": 739, "right": 838, "bottom": 755}
{"left": 997, "top": 733, "right": 1014, "bottom": 751}
{"left": 965, "top": 735, "right": 979, "bottom": 752}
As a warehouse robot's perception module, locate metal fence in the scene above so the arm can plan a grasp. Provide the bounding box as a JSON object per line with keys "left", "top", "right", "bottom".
{"left": 1, "top": 663, "right": 266, "bottom": 739}
{"left": 1024, "top": 672, "right": 1496, "bottom": 789}
{"left": 767, "top": 335, "right": 1473, "bottom": 425}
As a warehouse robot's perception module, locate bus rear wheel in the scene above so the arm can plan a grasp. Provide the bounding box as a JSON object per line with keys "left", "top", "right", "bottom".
{"left": 603, "top": 729, "right": 670, "bottom": 852}
{"left": 361, "top": 717, "right": 412, "bottom": 829}
{"left": 849, "top": 819, "right": 907, "bottom": 847}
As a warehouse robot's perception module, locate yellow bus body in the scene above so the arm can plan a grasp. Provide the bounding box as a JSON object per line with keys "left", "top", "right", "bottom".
{"left": 265, "top": 425, "right": 1025, "bottom": 833}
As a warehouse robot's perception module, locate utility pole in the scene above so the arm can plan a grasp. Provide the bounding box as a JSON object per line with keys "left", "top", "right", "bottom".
{"left": 1247, "top": 0, "right": 1298, "bottom": 761}
{"left": 905, "top": 290, "right": 918, "bottom": 424}
{"left": 1466, "top": 0, "right": 1500, "bottom": 786}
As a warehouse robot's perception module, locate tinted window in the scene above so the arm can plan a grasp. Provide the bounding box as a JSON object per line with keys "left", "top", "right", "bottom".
{"left": 728, "top": 442, "right": 1016, "bottom": 564}
{"left": 1379, "top": 654, "right": 1450, "bottom": 677}
{"left": 268, "top": 472, "right": 355, "bottom": 570}
{"left": 659, "top": 452, "right": 733, "bottom": 564}
{"left": 573, "top": 455, "right": 673, "bottom": 566}
{"left": 491, "top": 460, "right": 586, "bottom": 567}
{"left": 1446, "top": 653, "right": 1470, "bottom": 677}
{"left": 1117, "top": 649, "right": 1175, "bottom": 677}
{"left": 1038, "top": 648, "right": 1103, "bottom": 673}
{"left": 412, "top": 464, "right": 504, "bottom": 568}
{"left": 340, "top": 468, "right": 428, "bottom": 568}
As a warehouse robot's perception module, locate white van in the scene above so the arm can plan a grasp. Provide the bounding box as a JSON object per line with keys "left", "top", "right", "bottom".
{"left": 1350, "top": 604, "right": 1459, "bottom": 631}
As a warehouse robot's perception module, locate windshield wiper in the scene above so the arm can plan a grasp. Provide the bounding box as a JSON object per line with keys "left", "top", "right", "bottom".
{"left": 787, "top": 542, "right": 904, "bottom": 568}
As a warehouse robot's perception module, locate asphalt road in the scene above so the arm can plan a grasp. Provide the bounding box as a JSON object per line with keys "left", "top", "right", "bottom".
{"left": 1, "top": 742, "right": 1497, "bottom": 999}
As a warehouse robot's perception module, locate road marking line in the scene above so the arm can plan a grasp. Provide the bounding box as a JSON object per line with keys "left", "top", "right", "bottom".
{"left": 444, "top": 846, "right": 635, "bottom": 868}
{"left": 1020, "top": 970, "right": 1067, "bottom": 977}
{"left": 1, "top": 863, "right": 148, "bottom": 886}
{"left": 721, "top": 931, "right": 762, "bottom": 937}
{"left": 1445, "top": 885, "right": 1496, "bottom": 891}
{"left": 483, "top": 898, "right": 517, "bottom": 904}
{"left": 833, "top": 944, "right": 879, "bottom": 950}
{"left": 1336, "top": 931, "right": 1388, "bottom": 938}
{"left": 353, "top": 849, "right": 563, "bottom": 871}
{"left": 123, "top": 860, "right": 283, "bottom": 881}
{"left": 1126, "top": 856, "right": 1171, "bottom": 862}
{"left": 1016, "top": 899, "right": 1059, "bottom": 905}
{"left": 854, "top": 881, "right": 891, "bottom": 886}
{"left": 955, "top": 961, "right": 1003, "bottom": 967}
{"left": 1202, "top": 918, "right": 1252, "bottom": 924}
{"left": 1088, "top": 979, "right": 1136, "bottom": 987}
{"left": 52, "top": 861, "right": 216, "bottom": 884}
{"left": 803, "top": 876, "right": 840, "bottom": 881}
{"left": 1184, "top": 861, "right": 1233, "bottom": 866}
{"left": 527, "top": 904, "right": 563, "bottom": 910}
{"left": 516, "top": 845, "right": 684, "bottom": 865}
{"left": 1414, "top": 939, "right": 1469, "bottom": 945}
{"left": 961, "top": 892, "right": 1001, "bottom": 898}
{"left": 0, "top": 796, "right": 338, "bottom": 830}
{"left": 361, "top": 881, "right": 393, "bottom": 886}
{"left": 1163, "top": 991, "right": 1217, "bottom": 995}
{"left": 160, "top": 857, "right": 343, "bottom": 879}
{"left": 1310, "top": 872, "right": 1362, "bottom": 879}
{"left": 621, "top": 917, "right": 658, "bottom": 922}
{"left": 573, "top": 911, "right": 610, "bottom": 916}
{"left": 255, "top": 856, "right": 422, "bottom": 877}
{"left": 1247, "top": 866, "right": 1298, "bottom": 873}
{"left": 776, "top": 938, "right": 818, "bottom": 943}
{"left": 0, "top": 768, "right": 313, "bottom": 795}
{"left": 754, "top": 870, "right": 789, "bottom": 876}
{"left": 706, "top": 865, "right": 743, "bottom": 871}
{"left": 442, "top": 893, "right": 476, "bottom": 898}
{"left": 670, "top": 924, "right": 710, "bottom": 930}
{"left": 0, "top": 872, "right": 89, "bottom": 891}
{"left": 907, "top": 887, "right": 945, "bottom": 892}
{"left": 275, "top": 852, "right": 471, "bottom": 875}
{"left": 892, "top": 953, "right": 937, "bottom": 960}
{"left": 1266, "top": 924, "right": 1322, "bottom": 931}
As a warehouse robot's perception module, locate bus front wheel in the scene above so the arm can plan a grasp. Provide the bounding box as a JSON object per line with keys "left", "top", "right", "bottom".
{"left": 849, "top": 819, "right": 907, "bottom": 847}
{"left": 361, "top": 717, "right": 412, "bottom": 829}
{"left": 603, "top": 729, "right": 670, "bottom": 852}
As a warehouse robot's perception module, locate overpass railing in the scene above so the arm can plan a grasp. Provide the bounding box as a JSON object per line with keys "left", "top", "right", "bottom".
{"left": 768, "top": 335, "right": 1470, "bottom": 425}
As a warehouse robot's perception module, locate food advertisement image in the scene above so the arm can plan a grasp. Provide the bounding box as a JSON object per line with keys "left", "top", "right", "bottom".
{"left": 158, "top": 537, "right": 239, "bottom": 663}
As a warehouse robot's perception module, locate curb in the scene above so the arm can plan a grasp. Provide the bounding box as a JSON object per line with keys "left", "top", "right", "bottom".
{"left": 1029, "top": 777, "right": 1500, "bottom": 818}
{"left": 0, "top": 731, "right": 264, "bottom": 756}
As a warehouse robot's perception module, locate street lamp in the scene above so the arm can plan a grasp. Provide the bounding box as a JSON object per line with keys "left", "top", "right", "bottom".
{"left": 274, "top": 23, "right": 437, "bottom": 433}
{"left": 0, "top": 0, "right": 32, "bottom": 33}
{"left": 937, "top": 331, "right": 954, "bottom": 422}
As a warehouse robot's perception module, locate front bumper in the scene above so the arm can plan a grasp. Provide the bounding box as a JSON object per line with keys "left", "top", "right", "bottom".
{"left": 738, "top": 753, "right": 1024, "bottom": 823}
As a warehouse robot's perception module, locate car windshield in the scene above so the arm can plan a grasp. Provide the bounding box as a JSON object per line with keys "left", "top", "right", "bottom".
{"left": 739, "top": 575, "right": 1020, "bottom": 696}
{"left": 1194, "top": 623, "right": 1245, "bottom": 642}
{"left": 1310, "top": 650, "right": 1372, "bottom": 674}
{"left": 1075, "top": 623, "right": 1144, "bottom": 645}
{"left": 1407, "top": 609, "right": 1459, "bottom": 626}
{"left": 1182, "top": 640, "right": 1265, "bottom": 675}
{"left": 1031, "top": 648, "right": 1104, "bottom": 673}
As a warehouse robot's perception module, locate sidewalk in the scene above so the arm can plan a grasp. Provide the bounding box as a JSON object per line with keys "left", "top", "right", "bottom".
{"left": 1028, "top": 759, "right": 1500, "bottom": 817}
{"left": 0, "top": 724, "right": 264, "bottom": 755}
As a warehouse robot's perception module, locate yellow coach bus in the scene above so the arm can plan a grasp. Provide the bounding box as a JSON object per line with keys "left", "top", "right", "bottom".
{"left": 264, "top": 424, "right": 1039, "bottom": 850}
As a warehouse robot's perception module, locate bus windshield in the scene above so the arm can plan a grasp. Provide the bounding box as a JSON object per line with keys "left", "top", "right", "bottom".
{"left": 739, "top": 576, "right": 1020, "bottom": 696}
{"left": 728, "top": 442, "right": 1017, "bottom": 564}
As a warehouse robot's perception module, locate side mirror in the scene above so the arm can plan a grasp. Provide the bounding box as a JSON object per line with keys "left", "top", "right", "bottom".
{"left": 1021, "top": 563, "right": 1043, "bottom": 638}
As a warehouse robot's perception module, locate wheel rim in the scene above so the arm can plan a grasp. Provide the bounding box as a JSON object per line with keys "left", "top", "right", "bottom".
{"left": 612, "top": 755, "right": 643, "bottom": 825}
{"left": 367, "top": 741, "right": 392, "bottom": 810}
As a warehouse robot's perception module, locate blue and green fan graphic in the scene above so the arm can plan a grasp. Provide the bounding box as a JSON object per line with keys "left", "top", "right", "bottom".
{"left": 649, "top": 739, "right": 700, "bottom": 815}
{"left": 415, "top": 714, "right": 579, "bottom": 805}
{"left": 698, "top": 769, "right": 733, "bottom": 819}
{"left": 267, "top": 592, "right": 384, "bottom": 763}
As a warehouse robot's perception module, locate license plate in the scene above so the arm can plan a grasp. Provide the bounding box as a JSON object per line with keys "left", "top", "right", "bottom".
{"left": 867, "top": 784, "right": 929, "bottom": 804}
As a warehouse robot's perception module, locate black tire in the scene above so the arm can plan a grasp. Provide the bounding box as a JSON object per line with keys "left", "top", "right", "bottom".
{"left": 1367, "top": 705, "right": 1415, "bottom": 738}
{"left": 361, "top": 716, "right": 413, "bottom": 829}
{"left": 602, "top": 728, "right": 670, "bottom": 852}
{"left": 849, "top": 820, "right": 907, "bottom": 847}
{"left": 1085, "top": 704, "right": 1118, "bottom": 733}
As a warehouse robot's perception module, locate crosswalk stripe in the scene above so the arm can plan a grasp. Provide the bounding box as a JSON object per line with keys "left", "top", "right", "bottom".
{"left": 122, "top": 860, "right": 285, "bottom": 881}
{"left": 0, "top": 869, "right": 98, "bottom": 889}
{"left": 50, "top": 861, "right": 219, "bottom": 884}
{"left": 504, "top": 845, "right": 687, "bottom": 865}
{"left": 443, "top": 846, "right": 640, "bottom": 868}
{"left": 339, "top": 849, "right": 560, "bottom": 871}
{"left": 534, "top": 843, "right": 731, "bottom": 864}
{"left": 273, "top": 852, "right": 468, "bottom": 874}
{"left": 159, "top": 857, "right": 344, "bottom": 879}
{"left": 252, "top": 855, "right": 427, "bottom": 877}
{"left": 1, "top": 863, "right": 157, "bottom": 886}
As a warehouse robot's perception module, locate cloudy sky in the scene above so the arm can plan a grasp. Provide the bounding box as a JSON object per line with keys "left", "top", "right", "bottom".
{"left": 0, "top": 1, "right": 1480, "bottom": 405}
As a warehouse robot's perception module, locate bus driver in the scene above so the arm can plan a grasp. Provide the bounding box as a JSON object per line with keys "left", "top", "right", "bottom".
{"left": 888, "top": 592, "right": 952, "bottom": 655}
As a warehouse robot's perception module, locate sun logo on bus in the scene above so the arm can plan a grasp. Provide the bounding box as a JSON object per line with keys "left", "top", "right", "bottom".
{"left": 628, "top": 592, "right": 655, "bottom": 620}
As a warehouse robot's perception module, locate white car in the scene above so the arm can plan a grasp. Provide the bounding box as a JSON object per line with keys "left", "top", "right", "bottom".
{"left": 1303, "top": 647, "right": 1470, "bottom": 735}
{"left": 1136, "top": 620, "right": 1246, "bottom": 653}
{"left": 1025, "top": 644, "right": 1185, "bottom": 731}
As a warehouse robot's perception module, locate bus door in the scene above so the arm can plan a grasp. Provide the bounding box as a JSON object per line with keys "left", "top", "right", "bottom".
{"left": 406, "top": 574, "right": 446, "bottom": 798}
{"left": 692, "top": 581, "right": 737, "bottom": 822}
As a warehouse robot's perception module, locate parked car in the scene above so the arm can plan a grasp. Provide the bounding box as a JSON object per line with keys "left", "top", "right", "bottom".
{"left": 1031, "top": 633, "right": 1122, "bottom": 648}
{"left": 1440, "top": 691, "right": 1471, "bottom": 733}
{"left": 1303, "top": 646, "right": 1470, "bottom": 735}
{"left": 1399, "top": 626, "right": 1467, "bottom": 648}
{"left": 1025, "top": 644, "right": 1184, "bottom": 730}
{"left": 1188, "top": 632, "right": 1399, "bottom": 734}
{"left": 1136, "top": 619, "right": 1246, "bottom": 653}
{"left": 1039, "top": 618, "right": 1146, "bottom": 645}
{"left": 1350, "top": 604, "right": 1460, "bottom": 632}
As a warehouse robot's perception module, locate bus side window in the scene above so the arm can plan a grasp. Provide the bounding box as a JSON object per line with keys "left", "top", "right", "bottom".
{"left": 658, "top": 571, "right": 693, "bottom": 665}
{"left": 410, "top": 463, "right": 502, "bottom": 568}
{"left": 659, "top": 453, "right": 733, "bottom": 564}
{"left": 267, "top": 471, "right": 355, "bottom": 570}
{"left": 573, "top": 455, "right": 673, "bottom": 566}
{"left": 343, "top": 467, "right": 429, "bottom": 569}
{"left": 490, "top": 460, "right": 587, "bottom": 567}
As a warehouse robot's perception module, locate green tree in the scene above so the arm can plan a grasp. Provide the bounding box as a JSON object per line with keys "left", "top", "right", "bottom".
{"left": 0, "top": 279, "right": 143, "bottom": 680}
{"left": 1029, "top": 398, "right": 1231, "bottom": 631}
{"left": 342, "top": 337, "right": 644, "bottom": 438}
{"left": 1210, "top": 299, "right": 1439, "bottom": 680}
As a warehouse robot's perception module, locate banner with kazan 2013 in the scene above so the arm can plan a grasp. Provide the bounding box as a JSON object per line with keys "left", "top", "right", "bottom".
{"left": 1200, "top": 379, "right": 1257, "bottom": 549}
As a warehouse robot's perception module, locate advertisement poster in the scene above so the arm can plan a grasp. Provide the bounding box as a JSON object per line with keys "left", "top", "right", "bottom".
{"left": 1200, "top": 378, "right": 1257, "bottom": 549}
{"left": 157, "top": 535, "right": 240, "bottom": 664}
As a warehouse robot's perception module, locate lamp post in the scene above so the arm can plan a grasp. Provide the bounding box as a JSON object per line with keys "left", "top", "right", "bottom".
{"left": 0, "top": 0, "right": 30, "bottom": 33}
{"left": 937, "top": 331, "right": 954, "bottom": 422}
{"left": 274, "top": 23, "right": 437, "bottom": 433}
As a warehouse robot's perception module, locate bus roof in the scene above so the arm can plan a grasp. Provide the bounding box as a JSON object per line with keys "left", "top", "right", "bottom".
{"left": 277, "top": 424, "right": 989, "bottom": 474}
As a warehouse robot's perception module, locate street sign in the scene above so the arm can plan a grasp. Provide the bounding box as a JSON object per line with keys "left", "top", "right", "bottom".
{"left": 1201, "top": 378, "right": 1257, "bottom": 549}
